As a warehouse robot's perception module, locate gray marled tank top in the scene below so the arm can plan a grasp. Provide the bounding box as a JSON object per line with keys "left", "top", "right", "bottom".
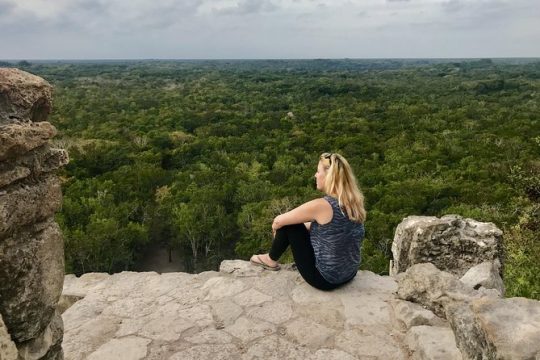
{"left": 310, "top": 195, "right": 365, "bottom": 284}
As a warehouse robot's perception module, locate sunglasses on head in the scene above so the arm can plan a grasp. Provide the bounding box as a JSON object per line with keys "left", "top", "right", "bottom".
{"left": 320, "top": 153, "right": 338, "bottom": 166}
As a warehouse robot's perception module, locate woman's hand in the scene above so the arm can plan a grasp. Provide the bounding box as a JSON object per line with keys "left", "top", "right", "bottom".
{"left": 272, "top": 215, "right": 282, "bottom": 238}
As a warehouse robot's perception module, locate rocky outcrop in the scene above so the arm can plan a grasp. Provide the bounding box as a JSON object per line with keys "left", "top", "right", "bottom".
{"left": 392, "top": 215, "right": 540, "bottom": 359}
{"left": 0, "top": 68, "right": 68, "bottom": 360}
{"left": 390, "top": 215, "right": 503, "bottom": 278}
{"left": 0, "top": 68, "right": 52, "bottom": 124}
{"left": 397, "top": 263, "right": 540, "bottom": 360}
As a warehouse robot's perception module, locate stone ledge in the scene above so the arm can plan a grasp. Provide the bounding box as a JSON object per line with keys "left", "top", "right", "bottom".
{"left": 61, "top": 261, "right": 410, "bottom": 360}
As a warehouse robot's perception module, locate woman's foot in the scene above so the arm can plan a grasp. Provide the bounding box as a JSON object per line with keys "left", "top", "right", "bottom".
{"left": 250, "top": 253, "right": 280, "bottom": 271}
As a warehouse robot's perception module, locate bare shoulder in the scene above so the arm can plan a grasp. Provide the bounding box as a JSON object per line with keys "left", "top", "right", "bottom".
{"left": 302, "top": 198, "right": 331, "bottom": 209}
{"left": 303, "top": 198, "right": 332, "bottom": 224}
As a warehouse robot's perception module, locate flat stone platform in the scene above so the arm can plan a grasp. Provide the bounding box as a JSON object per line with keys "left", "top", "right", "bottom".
{"left": 61, "top": 260, "right": 457, "bottom": 360}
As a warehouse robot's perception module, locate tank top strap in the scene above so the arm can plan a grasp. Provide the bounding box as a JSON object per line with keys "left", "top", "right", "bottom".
{"left": 323, "top": 195, "right": 347, "bottom": 219}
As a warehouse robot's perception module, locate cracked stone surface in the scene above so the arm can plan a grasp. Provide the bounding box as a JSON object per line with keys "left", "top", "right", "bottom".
{"left": 62, "top": 260, "right": 462, "bottom": 360}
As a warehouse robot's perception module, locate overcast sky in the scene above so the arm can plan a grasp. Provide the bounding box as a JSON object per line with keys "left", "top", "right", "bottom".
{"left": 0, "top": 0, "right": 538, "bottom": 59}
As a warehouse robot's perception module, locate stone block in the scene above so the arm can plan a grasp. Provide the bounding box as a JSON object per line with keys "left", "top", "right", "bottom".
{"left": 391, "top": 299, "right": 446, "bottom": 329}
{"left": 0, "top": 174, "right": 62, "bottom": 239}
{"left": 0, "top": 220, "right": 64, "bottom": 342}
{"left": 396, "top": 263, "right": 475, "bottom": 318}
{"left": 335, "top": 327, "right": 406, "bottom": 360}
{"left": 405, "top": 325, "right": 462, "bottom": 360}
{"left": 341, "top": 293, "right": 392, "bottom": 327}
{"left": 283, "top": 317, "right": 336, "bottom": 349}
{"left": 245, "top": 300, "right": 293, "bottom": 325}
{"left": 202, "top": 277, "right": 248, "bottom": 301}
{"left": 232, "top": 288, "right": 273, "bottom": 307}
{"left": 17, "top": 312, "right": 64, "bottom": 360}
{"left": 391, "top": 215, "right": 503, "bottom": 277}
{"left": 223, "top": 316, "right": 274, "bottom": 343}
{"left": 184, "top": 328, "right": 233, "bottom": 344}
{"left": 0, "top": 165, "right": 30, "bottom": 188}
{"left": 86, "top": 336, "right": 151, "bottom": 360}
{"left": 210, "top": 300, "right": 243, "bottom": 328}
{"left": 459, "top": 260, "right": 505, "bottom": 296}
{"left": 0, "top": 122, "right": 57, "bottom": 161}
{"left": 449, "top": 297, "right": 540, "bottom": 360}
{"left": 0, "top": 68, "right": 52, "bottom": 124}
{"left": 241, "top": 335, "right": 311, "bottom": 360}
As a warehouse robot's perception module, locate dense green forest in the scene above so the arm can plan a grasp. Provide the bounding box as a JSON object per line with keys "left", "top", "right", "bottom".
{"left": 9, "top": 59, "right": 539, "bottom": 299}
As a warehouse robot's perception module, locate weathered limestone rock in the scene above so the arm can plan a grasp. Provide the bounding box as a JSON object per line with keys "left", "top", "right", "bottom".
{"left": 391, "top": 215, "right": 503, "bottom": 277}
{"left": 0, "top": 175, "right": 62, "bottom": 238}
{"left": 240, "top": 335, "right": 310, "bottom": 360}
{"left": 0, "top": 165, "right": 30, "bottom": 188}
{"left": 0, "top": 68, "right": 67, "bottom": 360}
{"left": 61, "top": 254, "right": 540, "bottom": 360}
{"left": 219, "top": 259, "right": 264, "bottom": 277}
{"left": 448, "top": 297, "right": 540, "bottom": 360}
{"left": 397, "top": 262, "right": 540, "bottom": 360}
{"left": 396, "top": 263, "right": 475, "bottom": 318}
{"left": 391, "top": 299, "right": 447, "bottom": 329}
{"left": 61, "top": 265, "right": 409, "bottom": 360}
{"left": 459, "top": 259, "right": 505, "bottom": 296}
{"left": 17, "top": 312, "right": 64, "bottom": 360}
{"left": 405, "top": 325, "right": 462, "bottom": 360}
{"left": 335, "top": 327, "right": 407, "bottom": 359}
{"left": 0, "top": 220, "right": 64, "bottom": 341}
{"left": 0, "top": 313, "right": 18, "bottom": 360}
{"left": 284, "top": 317, "right": 336, "bottom": 349}
{"left": 0, "top": 68, "right": 52, "bottom": 124}
{"left": 0, "top": 122, "right": 57, "bottom": 161}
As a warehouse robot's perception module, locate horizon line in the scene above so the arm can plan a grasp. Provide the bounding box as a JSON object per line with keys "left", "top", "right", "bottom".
{"left": 2, "top": 56, "right": 540, "bottom": 62}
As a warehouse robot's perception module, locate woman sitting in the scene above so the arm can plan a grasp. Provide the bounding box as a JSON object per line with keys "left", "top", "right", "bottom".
{"left": 250, "top": 152, "right": 366, "bottom": 291}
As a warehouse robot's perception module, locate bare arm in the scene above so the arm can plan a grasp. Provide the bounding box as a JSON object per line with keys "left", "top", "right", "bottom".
{"left": 304, "top": 222, "right": 311, "bottom": 231}
{"left": 272, "top": 198, "right": 331, "bottom": 234}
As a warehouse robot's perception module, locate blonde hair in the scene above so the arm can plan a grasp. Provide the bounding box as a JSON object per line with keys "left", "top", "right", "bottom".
{"left": 320, "top": 152, "right": 366, "bottom": 223}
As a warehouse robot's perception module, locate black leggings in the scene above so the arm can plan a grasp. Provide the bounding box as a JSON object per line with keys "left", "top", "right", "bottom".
{"left": 269, "top": 223, "right": 354, "bottom": 291}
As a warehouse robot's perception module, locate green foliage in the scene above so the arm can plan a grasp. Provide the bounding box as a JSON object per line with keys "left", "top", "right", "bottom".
{"left": 30, "top": 59, "right": 540, "bottom": 295}
{"left": 504, "top": 205, "right": 540, "bottom": 300}
{"left": 503, "top": 158, "right": 540, "bottom": 299}
{"left": 58, "top": 181, "right": 149, "bottom": 274}
{"left": 359, "top": 239, "right": 389, "bottom": 275}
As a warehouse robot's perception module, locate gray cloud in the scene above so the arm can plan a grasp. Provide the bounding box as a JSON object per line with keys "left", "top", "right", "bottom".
{"left": 0, "top": 0, "right": 205, "bottom": 34}
{"left": 0, "top": 0, "right": 538, "bottom": 59}
{"left": 0, "top": 0, "right": 14, "bottom": 15}
{"left": 441, "top": 0, "right": 463, "bottom": 13}
{"left": 216, "top": 0, "right": 278, "bottom": 15}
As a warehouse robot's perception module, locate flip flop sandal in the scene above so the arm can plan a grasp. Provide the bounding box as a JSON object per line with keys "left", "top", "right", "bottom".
{"left": 250, "top": 255, "right": 281, "bottom": 271}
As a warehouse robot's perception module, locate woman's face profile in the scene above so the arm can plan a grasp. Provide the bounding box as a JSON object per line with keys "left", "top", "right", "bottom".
{"left": 315, "top": 161, "right": 327, "bottom": 191}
